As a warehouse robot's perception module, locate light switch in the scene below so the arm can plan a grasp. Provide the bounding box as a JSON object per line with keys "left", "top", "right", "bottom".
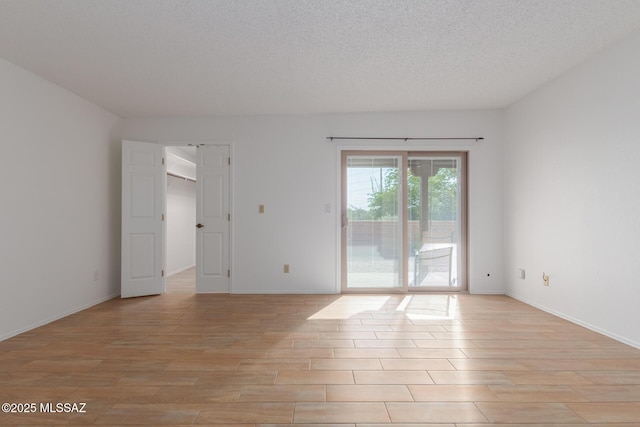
{"left": 259, "top": 204, "right": 264, "bottom": 214}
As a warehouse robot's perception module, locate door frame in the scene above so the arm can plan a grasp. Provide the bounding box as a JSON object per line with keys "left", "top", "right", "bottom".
{"left": 122, "top": 139, "right": 234, "bottom": 296}
{"left": 339, "top": 149, "right": 468, "bottom": 293}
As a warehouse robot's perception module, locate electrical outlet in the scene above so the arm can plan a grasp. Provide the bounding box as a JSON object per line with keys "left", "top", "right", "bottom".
{"left": 543, "top": 273, "right": 550, "bottom": 286}
{"left": 284, "top": 264, "right": 290, "bottom": 273}
{"left": 259, "top": 204, "right": 265, "bottom": 214}
{"left": 518, "top": 268, "right": 526, "bottom": 279}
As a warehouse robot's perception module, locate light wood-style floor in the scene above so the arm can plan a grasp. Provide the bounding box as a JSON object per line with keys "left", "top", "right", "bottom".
{"left": 2, "top": 274, "right": 640, "bottom": 425}
{"left": 166, "top": 267, "right": 197, "bottom": 294}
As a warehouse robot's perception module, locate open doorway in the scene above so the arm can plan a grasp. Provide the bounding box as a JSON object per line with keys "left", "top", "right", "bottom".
{"left": 165, "top": 146, "right": 197, "bottom": 293}
{"left": 121, "top": 141, "right": 231, "bottom": 298}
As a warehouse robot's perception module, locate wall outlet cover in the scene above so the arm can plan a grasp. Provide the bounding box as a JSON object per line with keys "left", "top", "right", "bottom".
{"left": 518, "top": 268, "right": 525, "bottom": 279}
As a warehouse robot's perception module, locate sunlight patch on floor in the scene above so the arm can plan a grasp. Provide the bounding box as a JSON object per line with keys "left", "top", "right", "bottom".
{"left": 307, "top": 294, "right": 457, "bottom": 320}
{"left": 307, "top": 296, "right": 391, "bottom": 320}
{"left": 399, "top": 295, "right": 458, "bottom": 320}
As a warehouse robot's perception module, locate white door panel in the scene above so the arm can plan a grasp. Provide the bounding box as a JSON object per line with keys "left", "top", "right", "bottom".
{"left": 129, "top": 233, "right": 156, "bottom": 278}
{"left": 202, "top": 232, "right": 224, "bottom": 275}
{"left": 121, "top": 140, "right": 165, "bottom": 298}
{"left": 196, "top": 145, "right": 230, "bottom": 292}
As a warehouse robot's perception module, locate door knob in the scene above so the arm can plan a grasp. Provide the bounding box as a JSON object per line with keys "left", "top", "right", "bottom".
{"left": 196, "top": 223, "right": 204, "bottom": 228}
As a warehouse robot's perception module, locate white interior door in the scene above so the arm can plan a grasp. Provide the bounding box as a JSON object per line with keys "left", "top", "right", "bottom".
{"left": 121, "top": 140, "right": 165, "bottom": 298}
{"left": 196, "top": 145, "right": 230, "bottom": 293}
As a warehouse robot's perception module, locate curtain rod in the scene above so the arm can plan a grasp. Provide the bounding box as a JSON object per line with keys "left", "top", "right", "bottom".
{"left": 167, "top": 171, "right": 196, "bottom": 183}
{"left": 327, "top": 136, "right": 483, "bottom": 142}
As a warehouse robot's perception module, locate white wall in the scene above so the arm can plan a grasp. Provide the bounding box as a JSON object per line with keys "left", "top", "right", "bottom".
{"left": 504, "top": 29, "right": 640, "bottom": 347}
{"left": 166, "top": 175, "right": 196, "bottom": 275}
{"left": 123, "top": 110, "right": 504, "bottom": 294}
{"left": 0, "top": 58, "right": 122, "bottom": 340}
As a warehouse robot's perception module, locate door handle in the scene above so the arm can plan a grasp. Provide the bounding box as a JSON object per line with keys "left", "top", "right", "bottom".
{"left": 196, "top": 223, "right": 204, "bottom": 229}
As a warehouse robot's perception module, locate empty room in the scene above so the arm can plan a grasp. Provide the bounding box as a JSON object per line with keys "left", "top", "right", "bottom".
{"left": 2, "top": 0, "right": 640, "bottom": 425}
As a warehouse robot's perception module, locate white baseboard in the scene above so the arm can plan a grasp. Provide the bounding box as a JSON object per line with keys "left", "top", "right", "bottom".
{"left": 229, "top": 289, "right": 338, "bottom": 295}
{"left": 469, "top": 290, "right": 506, "bottom": 295}
{"left": 0, "top": 291, "right": 120, "bottom": 342}
{"left": 507, "top": 292, "right": 640, "bottom": 350}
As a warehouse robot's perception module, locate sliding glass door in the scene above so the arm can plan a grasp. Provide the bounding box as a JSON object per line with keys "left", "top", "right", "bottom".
{"left": 342, "top": 151, "right": 466, "bottom": 292}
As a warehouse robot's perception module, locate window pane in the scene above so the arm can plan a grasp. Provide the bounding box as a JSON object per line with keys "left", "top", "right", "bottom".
{"left": 408, "top": 157, "right": 461, "bottom": 288}
{"left": 346, "top": 156, "right": 401, "bottom": 288}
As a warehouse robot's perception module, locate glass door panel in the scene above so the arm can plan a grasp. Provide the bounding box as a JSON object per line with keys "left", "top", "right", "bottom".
{"left": 342, "top": 151, "right": 466, "bottom": 292}
{"left": 344, "top": 155, "right": 402, "bottom": 289}
{"left": 408, "top": 156, "right": 463, "bottom": 289}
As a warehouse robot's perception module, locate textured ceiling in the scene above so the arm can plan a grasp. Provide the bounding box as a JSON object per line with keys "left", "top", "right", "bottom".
{"left": 1, "top": 0, "right": 640, "bottom": 118}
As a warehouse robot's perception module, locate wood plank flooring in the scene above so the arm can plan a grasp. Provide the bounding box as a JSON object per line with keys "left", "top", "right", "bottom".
{"left": 2, "top": 277, "right": 640, "bottom": 425}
